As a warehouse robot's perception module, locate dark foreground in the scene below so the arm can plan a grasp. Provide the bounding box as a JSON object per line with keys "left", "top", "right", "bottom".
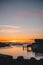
{"left": 0, "top": 54, "right": 43, "bottom": 65}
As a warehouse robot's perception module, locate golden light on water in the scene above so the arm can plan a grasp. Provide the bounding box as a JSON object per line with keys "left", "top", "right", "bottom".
{"left": 28, "top": 47, "right": 32, "bottom": 51}
{"left": 29, "top": 47, "right": 32, "bottom": 51}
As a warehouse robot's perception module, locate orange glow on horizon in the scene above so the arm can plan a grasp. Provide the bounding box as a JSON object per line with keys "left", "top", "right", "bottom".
{"left": 0, "top": 38, "right": 35, "bottom": 43}
{"left": 0, "top": 34, "right": 43, "bottom": 43}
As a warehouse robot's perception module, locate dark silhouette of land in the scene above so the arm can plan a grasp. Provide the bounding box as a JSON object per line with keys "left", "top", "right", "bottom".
{"left": 0, "top": 54, "right": 43, "bottom": 65}
{"left": 0, "top": 42, "right": 10, "bottom": 47}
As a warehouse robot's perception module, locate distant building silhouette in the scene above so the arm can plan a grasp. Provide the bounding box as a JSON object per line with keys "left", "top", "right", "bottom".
{"left": 32, "top": 39, "right": 43, "bottom": 53}
{"left": 35, "top": 39, "right": 43, "bottom": 48}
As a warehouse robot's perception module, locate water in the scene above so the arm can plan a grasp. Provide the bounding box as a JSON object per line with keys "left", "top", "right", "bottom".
{"left": 0, "top": 45, "right": 43, "bottom": 60}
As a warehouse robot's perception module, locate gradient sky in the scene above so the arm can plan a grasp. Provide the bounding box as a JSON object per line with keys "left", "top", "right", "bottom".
{"left": 0, "top": 0, "right": 43, "bottom": 42}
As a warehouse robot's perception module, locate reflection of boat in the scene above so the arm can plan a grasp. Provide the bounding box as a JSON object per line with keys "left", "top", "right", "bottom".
{"left": 23, "top": 45, "right": 32, "bottom": 52}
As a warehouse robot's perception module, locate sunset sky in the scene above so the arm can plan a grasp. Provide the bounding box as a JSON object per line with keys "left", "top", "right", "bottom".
{"left": 0, "top": 0, "right": 43, "bottom": 43}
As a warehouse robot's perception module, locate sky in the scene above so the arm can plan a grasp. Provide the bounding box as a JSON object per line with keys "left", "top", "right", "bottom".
{"left": 0, "top": 0, "right": 43, "bottom": 43}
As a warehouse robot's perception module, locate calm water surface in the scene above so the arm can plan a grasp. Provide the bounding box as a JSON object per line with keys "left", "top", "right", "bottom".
{"left": 0, "top": 45, "right": 43, "bottom": 60}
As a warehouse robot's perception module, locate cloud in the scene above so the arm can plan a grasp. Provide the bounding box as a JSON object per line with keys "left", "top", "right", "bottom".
{"left": 0, "top": 29, "right": 21, "bottom": 33}
{"left": 0, "top": 25, "right": 21, "bottom": 33}
{"left": 0, "top": 25, "right": 20, "bottom": 29}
